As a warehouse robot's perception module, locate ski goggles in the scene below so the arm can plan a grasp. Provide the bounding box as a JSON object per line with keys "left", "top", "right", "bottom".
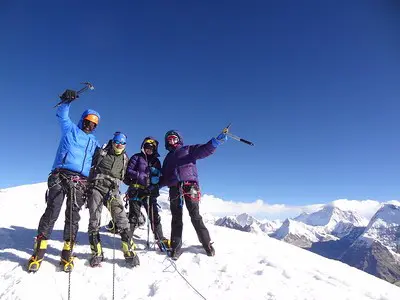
{"left": 113, "top": 131, "right": 127, "bottom": 145}
{"left": 144, "top": 143, "right": 155, "bottom": 150}
{"left": 83, "top": 119, "right": 97, "bottom": 129}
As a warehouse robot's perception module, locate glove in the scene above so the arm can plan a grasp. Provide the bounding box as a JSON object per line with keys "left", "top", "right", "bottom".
{"left": 150, "top": 167, "right": 160, "bottom": 184}
{"left": 211, "top": 133, "right": 227, "bottom": 147}
{"left": 151, "top": 176, "right": 160, "bottom": 184}
{"left": 60, "top": 89, "right": 78, "bottom": 102}
{"left": 150, "top": 167, "right": 160, "bottom": 176}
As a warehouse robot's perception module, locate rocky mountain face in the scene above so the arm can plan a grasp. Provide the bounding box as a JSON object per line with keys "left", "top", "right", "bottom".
{"left": 309, "top": 226, "right": 366, "bottom": 259}
{"left": 340, "top": 204, "right": 400, "bottom": 285}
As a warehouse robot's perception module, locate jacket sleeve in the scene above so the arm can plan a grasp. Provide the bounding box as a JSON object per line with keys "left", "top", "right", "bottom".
{"left": 125, "top": 155, "right": 139, "bottom": 184}
{"left": 88, "top": 147, "right": 101, "bottom": 181}
{"left": 56, "top": 103, "right": 73, "bottom": 134}
{"left": 189, "top": 140, "right": 216, "bottom": 160}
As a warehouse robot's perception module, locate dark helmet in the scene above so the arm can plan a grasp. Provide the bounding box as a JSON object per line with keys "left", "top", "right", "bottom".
{"left": 141, "top": 136, "right": 159, "bottom": 156}
{"left": 164, "top": 130, "right": 183, "bottom": 151}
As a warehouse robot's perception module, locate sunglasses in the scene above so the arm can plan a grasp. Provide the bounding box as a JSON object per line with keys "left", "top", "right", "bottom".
{"left": 144, "top": 143, "right": 154, "bottom": 149}
{"left": 114, "top": 140, "right": 126, "bottom": 145}
{"left": 83, "top": 119, "right": 97, "bottom": 129}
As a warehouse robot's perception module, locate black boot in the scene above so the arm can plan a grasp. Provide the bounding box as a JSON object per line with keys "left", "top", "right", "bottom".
{"left": 168, "top": 238, "right": 182, "bottom": 260}
{"left": 203, "top": 242, "right": 215, "bottom": 257}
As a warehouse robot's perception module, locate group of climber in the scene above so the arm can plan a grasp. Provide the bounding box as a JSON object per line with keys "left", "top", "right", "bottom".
{"left": 27, "top": 89, "right": 227, "bottom": 272}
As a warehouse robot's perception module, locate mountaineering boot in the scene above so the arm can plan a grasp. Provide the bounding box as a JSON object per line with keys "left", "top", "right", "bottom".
{"left": 168, "top": 238, "right": 182, "bottom": 260}
{"left": 121, "top": 229, "right": 140, "bottom": 267}
{"left": 60, "top": 240, "right": 75, "bottom": 272}
{"left": 121, "top": 240, "right": 140, "bottom": 267}
{"left": 89, "top": 232, "right": 104, "bottom": 267}
{"left": 168, "top": 247, "right": 182, "bottom": 260}
{"left": 27, "top": 235, "right": 48, "bottom": 272}
{"left": 156, "top": 237, "right": 171, "bottom": 252}
{"left": 204, "top": 241, "right": 215, "bottom": 257}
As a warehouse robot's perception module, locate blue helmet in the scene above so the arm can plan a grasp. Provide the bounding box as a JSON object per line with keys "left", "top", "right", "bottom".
{"left": 113, "top": 132, "right": 127, "bottom": 145}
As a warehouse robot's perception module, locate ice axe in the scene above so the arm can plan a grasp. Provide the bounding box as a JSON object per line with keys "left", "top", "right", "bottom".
{"left": 222, "top": 123, "right": 254, "bottom": 146}
{"left": 54, "top": 82, "right": 95, "bottom": 108}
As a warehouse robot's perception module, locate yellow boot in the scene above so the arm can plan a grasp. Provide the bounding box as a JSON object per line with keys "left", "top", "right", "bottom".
{"left": 60, "top": 241, "right": 74, "bottom": 272}
{"left": 121, "top": 239, "right": 140, "bottom": 267}
{"left": 27, "top": 235, "right": 48, "bottom": 272}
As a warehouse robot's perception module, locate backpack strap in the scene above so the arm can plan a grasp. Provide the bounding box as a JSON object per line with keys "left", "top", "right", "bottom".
{"left": 89, "top": 142, "right": 111, "bottom": 181}
{"left": 121, "top": 152, "right": 129, "bottom": 179}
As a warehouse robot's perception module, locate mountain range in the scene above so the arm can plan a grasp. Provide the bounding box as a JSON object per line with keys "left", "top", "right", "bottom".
{"left": 215, "top": 201, "right": 400, "bottom": 286}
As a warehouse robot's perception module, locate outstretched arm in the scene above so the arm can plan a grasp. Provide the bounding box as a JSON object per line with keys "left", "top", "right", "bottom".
{"left": 189, "top": 140, "right": 216, "bottom": 160}
{"left": 56, "top": 103, "right": 73, "bottom": 134}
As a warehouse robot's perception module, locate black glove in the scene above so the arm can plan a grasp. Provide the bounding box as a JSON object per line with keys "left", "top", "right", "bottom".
{"left": 60, "top": 89, "right": 78, "bottom": 102}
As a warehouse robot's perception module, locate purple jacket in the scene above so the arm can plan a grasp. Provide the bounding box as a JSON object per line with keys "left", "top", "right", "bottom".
{"left": 124, "top": 137, "right": 161, "bottom": 188}
{"left": 160, "top": 131, "right": 216, "bottom": 187}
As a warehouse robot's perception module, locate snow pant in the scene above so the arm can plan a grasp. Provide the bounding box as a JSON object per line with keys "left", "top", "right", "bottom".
{"left": 169, "top": 183, "right": 211, "bottom": 251}
{"left": 87, "top": 188, "right": 129, "bottom": 234}
{"left": 128, "top": 194, "right": 164, "bottom": 240}
{"left": 37, "top": 169, "right": 87, "bottom": 242}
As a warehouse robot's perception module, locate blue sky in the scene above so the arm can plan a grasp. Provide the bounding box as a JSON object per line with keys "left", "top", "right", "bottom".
{"left": 1, "top": 1, "right": 399, "bottom": 205}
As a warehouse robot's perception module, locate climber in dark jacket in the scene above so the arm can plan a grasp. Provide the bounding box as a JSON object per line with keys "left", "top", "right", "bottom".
{"left": 160, "top": 129, "right": 227, "bottom": 259}
{"left": 124, "top": 137, "right": 169, "bottom": 250}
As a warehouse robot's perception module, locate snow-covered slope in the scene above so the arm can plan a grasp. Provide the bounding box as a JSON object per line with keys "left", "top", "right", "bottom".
{"left": 0, "top": 183, "right": 399, "bottom": 300}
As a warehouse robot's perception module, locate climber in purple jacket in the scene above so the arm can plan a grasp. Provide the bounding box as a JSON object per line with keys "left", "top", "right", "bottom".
{"left": 159, "top": 130, "right": 227, "bottom": 260}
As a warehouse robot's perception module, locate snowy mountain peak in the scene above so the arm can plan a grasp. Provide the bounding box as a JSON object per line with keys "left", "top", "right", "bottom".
{"left": 274, "top": 218, "right": 337, "bottom": 248}
{"left": 295, "top": 205, "right": 367, "bottom": 232}
{"left": 215, "top": 213, "right": 266, "bottom": 234}
{"left": 361, "top": 203, "right": 400, "bottom": 251}
{"left": 236, "top": 213, "right": 260, "bottom": 227}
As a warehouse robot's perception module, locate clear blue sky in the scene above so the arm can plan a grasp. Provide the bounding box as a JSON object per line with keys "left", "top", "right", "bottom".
{"left": 1, "top": 1, "right": 399, "bottom": 205}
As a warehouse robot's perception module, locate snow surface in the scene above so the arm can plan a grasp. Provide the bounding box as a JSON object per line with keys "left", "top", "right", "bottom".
{"left": 0, "top": 183, "right": 399, "bottom": 300}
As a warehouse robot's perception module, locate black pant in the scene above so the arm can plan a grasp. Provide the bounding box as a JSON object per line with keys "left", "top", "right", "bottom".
{"left": 169, "top": 184, "right": 210, "bottom": 251}
{"left": 128, "top": 195, "right": 164, "bottom": 239}
{"left": 38, "top": 170, "right": 87, "bottom": 242}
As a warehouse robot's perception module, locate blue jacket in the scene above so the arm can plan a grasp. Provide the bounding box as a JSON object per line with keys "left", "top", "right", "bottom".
{"left": 51, "top": 103, "right": 100, "bottom": 177}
